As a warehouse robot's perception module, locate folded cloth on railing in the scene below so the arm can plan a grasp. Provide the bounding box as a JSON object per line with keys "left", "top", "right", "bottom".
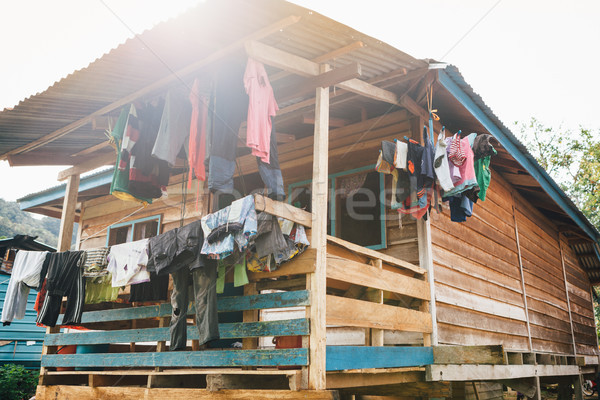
{"left": 254, "top": 212, "right": 288, "bottom": 258}
{"left": 82, "top": 247, "right": 110, "bottom": 278}
{"left": 206, "top": 222, "right": 243, "bottom": 244}
{"left": 37, "top": 251, "right": 85, "bottom": 327}
{"left": 106, "top": 239, "right": 150, "bottom": 287}
{"left": 201, "top": 195, "right": 257, "bottom": 259}
{"left": 1, "top": 250, "right": 50, "bottom": 325}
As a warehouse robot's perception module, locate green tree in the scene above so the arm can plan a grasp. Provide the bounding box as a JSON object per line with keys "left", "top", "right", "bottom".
{"left": 516, "top": 118, "right": 600, "bottom": 229}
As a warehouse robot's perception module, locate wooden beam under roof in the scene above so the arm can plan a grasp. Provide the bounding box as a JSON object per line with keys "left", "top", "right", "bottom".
{"left": 276, "top": 62, "right": 362, "bottom": 103}
{"left": 269, "top": 41, "right": 365, "bottom": 83}
{"left": 58, "top": 151, "right": 115, "bottom": 181}
{"left": 0, "top": 15, "right": 302, "bottom": 161}
{"left": 245, "top": 40, "right": 399, "bottom": 105}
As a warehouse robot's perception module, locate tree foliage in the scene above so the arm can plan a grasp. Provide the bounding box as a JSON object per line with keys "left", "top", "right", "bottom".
{"left": 516, "top": 118, "right": 600, "bottom": 229}
{"left": 0, "top": 198, "right": 77, "bottom": 248}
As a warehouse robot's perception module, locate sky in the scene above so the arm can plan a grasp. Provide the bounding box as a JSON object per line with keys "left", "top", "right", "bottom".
{"left": 1, "top": 0, "right": 599, "bottom": 203}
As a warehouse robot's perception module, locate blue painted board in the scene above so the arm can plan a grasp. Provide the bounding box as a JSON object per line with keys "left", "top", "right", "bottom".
{"left": 42, "top": 348, "right": 308, "bottom": 368}
{"left": 62, "top": 290, "right": 310, "bottom": 324}
{"left": 44, "top": 318, "right": 309, "bottom": 346}
{"left": 325, "top": 346, "right": 434, "bottom": 371}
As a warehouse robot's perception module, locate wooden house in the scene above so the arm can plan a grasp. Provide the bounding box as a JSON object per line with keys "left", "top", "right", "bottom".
{"left": 1, "top": 1, "right": 599, "bottom": 399}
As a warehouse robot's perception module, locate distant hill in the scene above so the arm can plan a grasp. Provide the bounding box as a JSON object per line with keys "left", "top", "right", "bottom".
{"left": 0, "top": 198, "right": 77, "bottom": 248}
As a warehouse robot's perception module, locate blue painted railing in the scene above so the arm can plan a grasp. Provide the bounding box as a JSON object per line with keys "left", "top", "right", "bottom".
{"left": 44, "top": 290, "right": 311, "bottom": 369}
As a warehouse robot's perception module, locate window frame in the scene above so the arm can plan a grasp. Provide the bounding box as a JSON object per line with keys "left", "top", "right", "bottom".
{"left": 106, "top": 214, "right": 162, "bottom": 246}
{"left": 288, "top": 164, "right": 386, "bottom": 250}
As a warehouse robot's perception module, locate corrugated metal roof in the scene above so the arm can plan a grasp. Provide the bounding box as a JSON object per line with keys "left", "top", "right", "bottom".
{"left": 0, "top": 0, "right": 425, "bottom": 166}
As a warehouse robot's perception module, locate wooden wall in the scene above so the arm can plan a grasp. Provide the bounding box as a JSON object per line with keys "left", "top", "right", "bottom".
{"left": 429, "top": 170, "right": 598, "bottom": 357}
{"left": 79, "top": 173, "right": 208, "bottom": 250}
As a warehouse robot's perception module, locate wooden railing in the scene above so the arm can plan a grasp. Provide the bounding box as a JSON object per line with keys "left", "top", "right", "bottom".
{"left": 39, "top": 196, "right": 434, "bottom": 388}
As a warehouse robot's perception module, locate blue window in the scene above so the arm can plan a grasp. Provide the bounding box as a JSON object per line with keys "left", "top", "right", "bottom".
{"left": 106, "top": 215, "right": 162, "bottom": 246}
{"left": 288, "top": 165, "right": 386, "bottom": 250}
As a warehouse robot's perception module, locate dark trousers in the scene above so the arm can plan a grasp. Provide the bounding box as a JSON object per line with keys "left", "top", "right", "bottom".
{"left": 170, "top": 264, "right": 219, "bottom": 350}
{"left": 37, "top": 251, "right": 85, "bottom": 327}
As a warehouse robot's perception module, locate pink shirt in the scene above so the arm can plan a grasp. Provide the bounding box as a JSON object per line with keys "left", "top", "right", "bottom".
{"left": 244, "top": 58, "right": 278, "bottom": 163}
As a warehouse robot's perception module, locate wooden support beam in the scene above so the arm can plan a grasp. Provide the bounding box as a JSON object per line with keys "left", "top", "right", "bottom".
{"left": 270, "top": 41, "right": 364, "bottom": 82}
{"left": 1, "top": 15, "right": 301, "bottom": 160}
{"left": 277, "top": 62, "right": 362, "bottom": 103}
{"left": 70, "top": 141, "right": 111, "bottom": 158}
{"left": 432, "top": 345, "right": 506, "bottom": 365}
{"left": 242, "top": 283, "right": 259, "bottom": 351}
{"left": 57, "top": 174, "right": 80, "bottom": 251}
{"left": 558, "top": 233, "right": 578, "bottom": 356}
{"left": 58, "top": 151, "right": 115, "bottom": 181}
{"left": 511, "top": 192, "right": 533, "bottom": 352}
{"left": 426, "top": 364, "right": 580, "bottom": 381}
{"left": 326, "top": 369, "right": 423, "bottom": 389}
{"left": 254, "top": 194, "right": 312, "bottom": 227}
{"left": 307, "top": 63, "right": 330, "bottom": 391}
{"left": 416, "top": 217, "right": 437, "bottom": 345}
{"left": 35, "top": 386, "right": 338, "bottom": 400}
{"left": 246, "top": 40, "right": 399, "bottom": 105}
{"left": 368, "top": 259, "right": 384, "bottom": 346}
{"left": 302, "top": 115, "right": 348, "bottom": 128}
{"left": 340, "top": 381, "right": 451, "bottom": 397}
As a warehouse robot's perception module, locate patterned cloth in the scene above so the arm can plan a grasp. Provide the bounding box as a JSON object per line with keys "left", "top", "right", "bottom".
{"left": 82, "top": 247, "right": 110, "bottom": 278}
{"left": 200, "top": 195, "right": 257, "bottom": 259}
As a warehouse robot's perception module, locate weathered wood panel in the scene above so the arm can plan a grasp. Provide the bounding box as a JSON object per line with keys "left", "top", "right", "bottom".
{"left": 45, "top": 319, "right": 309, "bottom": 346}
{"left": 42, "top": 349, "right": 309, "bottom": 368}
{"left": 431, "top": 173, "right": 528, "bottom": 352}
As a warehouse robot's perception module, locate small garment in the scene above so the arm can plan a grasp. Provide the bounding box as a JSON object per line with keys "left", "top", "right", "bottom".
{"left": 381, "top": 141, "right": 396, "bottom": 165}
{"left": 188, "top": 78, "right": 210, "bottom": 184}
{"left": 147, "top": 220, "right": 205, "bottom": 276}
{"left": 84, "top": 274, "right": 120, "bottom": 304}
{"left": 201, "top": 195, "right": 258, "bottom": 259}
{"left": 106, "top": 239, "right": 150, "bottom": 287}
{"left": 82, "top": 247, "right": 110, "bottom": 278}
{"left": 1, "top": 251, "right": 49, "bottom": 325}
{"left": 254, "top": 212, "right": 288, "bottom": 258}
{"left": 37, "top": 251, "right": 85, "bottom": 327}
{"left": 449, "top": 195, "right": 474, "bottom": 222}
{"left": 474, "top": 148, "right": 497, "bottom": 201}
{"left": 152, "top": 88, "right": 192, "bottom": 166}
{"left": 170, "top": 262, "right": 219, "bottom": 350}
{"left": 375, "top": 151, "right": 395, "bottom": 174}
{"left": 119, "top": 102, "right": 170, "bottom": 200}
{"left": 234, "top": 256, "right": 249, "bottom": 287}
{"left": 448, "top": 133, "right": 466, "bottom": 166}
{"left": 129, "top": 272, "right": 169, "bottom": 302}
{"left": 472, "top": 133, "right": 496, "bottom": 160}
{"left": 394, "top": 140, "right": 408, "bottom": 170}
{"left": 442, "top": 134, "right": 480, "bottom": 199}
{"left": 110, "top": 107, "right": 153, "bottom": 205}
{"left": 244, "top": 58, "right": 279, "bottom": 163}
{"left": 434, "top": 130, "right": 454, "bottom": 192}
{"left": 246, "top": 250, "right": 271, "bottom": 273}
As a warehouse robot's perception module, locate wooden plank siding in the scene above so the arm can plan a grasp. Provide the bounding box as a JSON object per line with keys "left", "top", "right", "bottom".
{"left": 430, "top": 170, "right": 597, "bottom": 357}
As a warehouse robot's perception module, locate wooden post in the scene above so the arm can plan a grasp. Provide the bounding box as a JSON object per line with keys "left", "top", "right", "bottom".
{"left": 57, "top": 174, "right": 80, "bottom": 251}
{"left": 243, "top": 283, "right": 259, "bottom": 350}
{"left": 557, "top": 233, "right": 577, "bottom": 356}
{"left": 367, "top": 259, "right": 384, "bottom": 346}
{"left": 510, "top": 194, "right": 533, "bottom": 352}
{"left": 416, "top": 218, "right": 436, "bottom": 346}
{"left": 307, "top": 64, "right": 330, "bottom": 390}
